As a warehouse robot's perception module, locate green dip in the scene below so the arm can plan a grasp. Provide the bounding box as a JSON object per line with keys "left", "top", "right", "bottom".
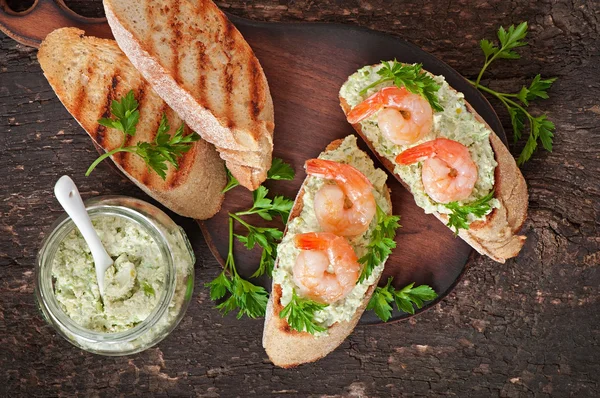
{"left": 339, "top": 63, "right": 500, "bottom": 224}
{"left": 52, "top": 216, "right": 165, "bottom": 333}
{"left": 273, "top": 136, "right": 390, "bottom": 332}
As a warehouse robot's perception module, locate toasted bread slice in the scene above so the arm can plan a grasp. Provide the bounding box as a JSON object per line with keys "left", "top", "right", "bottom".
{"left": 339, "top": 64, "right": 527, "bottom": 263}
{"left": 38, "top": 28, "right": 226, "bottom": 220}
{"left": 103, "top": 0, "right": 274, "bottom": 191}
{"left": 263, "top": 136, "right": 393, "bottom": 368}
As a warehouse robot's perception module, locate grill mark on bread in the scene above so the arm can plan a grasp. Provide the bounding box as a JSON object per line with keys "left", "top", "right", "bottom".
{"left": 70, "top": 55, "right": 93, "bottom": 121}
{"left": 221, "top": 19, "right": 235, "bottom": 128}
{"left": 196, "top": 41, "right": 208, "bottom": 109}
{"left": 248, "top": 57, "right": 262, "bottom": 123}
{"left": 94, "top": 74, "right": 120, "bottom": 146}
{"left": 169, "top": 1, "right": 182, "bottom": 84}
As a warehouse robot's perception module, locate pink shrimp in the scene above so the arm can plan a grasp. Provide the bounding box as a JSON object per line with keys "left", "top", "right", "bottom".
{"left": 395, "top": 138, "right": 478, "bottom": 203}
{"left": 293, "top": 232, "right": 360, "bottom": 304}
{"left": 346, "top": 86, "right": 433, "bottom": 145}
{"left": 305, "top": 159, "right": 376, "bottom": 237}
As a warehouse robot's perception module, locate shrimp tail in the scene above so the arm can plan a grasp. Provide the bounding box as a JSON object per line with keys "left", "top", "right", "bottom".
{"left": 346, "top": 86, "right": 410, "bottom": 124}
{"left": 294, "top": 232, "right": 336, "bottom": 251}
{"left": 305, "top": 159, "right": 373, "bottom": 189}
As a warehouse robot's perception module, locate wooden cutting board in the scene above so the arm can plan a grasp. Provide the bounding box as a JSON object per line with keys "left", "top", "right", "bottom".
{"left": 0, "top": 1, "right": 506, "bottom": 324}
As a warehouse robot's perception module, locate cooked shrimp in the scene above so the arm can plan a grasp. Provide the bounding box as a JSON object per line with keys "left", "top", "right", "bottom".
{"left": 305, "top": 159, "right": 376, "bottom": 237}
{"left": 346, "top": 86, "right": 433, "bottom": 145}
{"left": 395, "top": 138, "right": 478, "bottom": 203}
{"left": 293, "top": 232, "right": 360, "bottom": 304}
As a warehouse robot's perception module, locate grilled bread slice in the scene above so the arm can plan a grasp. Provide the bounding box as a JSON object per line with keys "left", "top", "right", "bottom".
{"left": 38, "top": 28, "right": 226, "bottom": 220}
{"left": 103, "top": 0, "right": 274, "bottom": 191}
{"left": 339, "top": 63, "right": 527, "bottom": 262}
{"left": 263, "top": 136, "right": 393, "bottom": 368}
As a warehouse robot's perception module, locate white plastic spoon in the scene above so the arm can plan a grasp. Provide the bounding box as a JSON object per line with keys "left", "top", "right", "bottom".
{"left": 54, "top": 176, "right": 113, "bottom": 297}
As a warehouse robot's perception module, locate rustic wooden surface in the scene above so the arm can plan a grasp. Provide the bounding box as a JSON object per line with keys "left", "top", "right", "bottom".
{"left": 1, "top": 0, "right": 598, "bottom": 396}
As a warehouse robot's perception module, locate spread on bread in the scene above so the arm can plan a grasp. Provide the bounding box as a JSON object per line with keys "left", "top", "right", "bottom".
{"left": 273, "top": 136, "right": 391, "bottom": 332}
{"left": 340, "top": 61, "right": 528, "bottom": 262}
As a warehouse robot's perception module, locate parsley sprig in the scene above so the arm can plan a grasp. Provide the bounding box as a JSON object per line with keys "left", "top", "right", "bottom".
{"left": 470, "top": 22, "right": 557, "bottom": 165}
{"left": 367, "top": 277, "right": 438, "bottom": 322}
{"left": 358, "top": 206, "right": 401, "bottom": 283}
{"left": 206, "top": 161, "right": 295, "bottom": 317}
{"left": 445, "top": 191, "right": 495, "bottom": 235}
{"left": 359, "top": 60, "right": 443, "bottom": 112}
{"left": 87, "top": 90, "right": 199, "bottom": 179}
{"left": 222, "top": 158, "right": 295, "bottom": 193}
{"left": 280, "top": 289, "right": 328, "bottom": 334}
{"left": 206, "top": 217, "right": 269, "bottom": 319}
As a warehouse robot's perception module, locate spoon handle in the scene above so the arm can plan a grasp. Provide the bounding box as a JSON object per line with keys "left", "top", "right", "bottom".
{"left": 54, "top": 176, "right": 112, "bottom": 293}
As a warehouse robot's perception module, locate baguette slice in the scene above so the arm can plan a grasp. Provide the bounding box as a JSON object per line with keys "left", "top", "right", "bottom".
{"left": 38, "top": 28, "right": 226, "bottom": 220}
{"left": 103, "top": 0, "right": 274, "bottom": 191}
{"left": 340, "top": 64, "right": 528, "bottom": 263}
{"left": 263, "top": 136, "right": 392, "bottom": 368}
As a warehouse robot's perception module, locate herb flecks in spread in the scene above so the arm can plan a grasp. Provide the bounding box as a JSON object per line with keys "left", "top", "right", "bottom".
{"left": 86, "top": 90, "right": 200, "bottom": 179}
{"left": 274, "top": 136, "right": 392, "bottom": 333}
{"left": 207, "top": 160, "right": 296, "bottom": 318}
{"left": 471, "top": 22, "right": 557, "bottom": 165}
{"left": 340, "top": 63, "right": 498, "bottom": 233}
{"left": 52, "top": 216, "right": 164, "bottom": 332}
{"left": 367, "top": 277, "right": 438, "bottom": 322}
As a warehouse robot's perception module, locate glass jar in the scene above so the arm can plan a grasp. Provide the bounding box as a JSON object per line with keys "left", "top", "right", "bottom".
{"left": 35, "top": 196, "right": 195, "bottom": 356}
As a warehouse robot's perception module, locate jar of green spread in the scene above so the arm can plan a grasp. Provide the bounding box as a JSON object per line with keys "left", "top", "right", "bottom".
{"left": 35, "top": 196, "right": 195, "bottom": 356}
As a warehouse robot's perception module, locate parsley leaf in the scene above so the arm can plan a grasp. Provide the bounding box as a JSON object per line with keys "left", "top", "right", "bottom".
{"left": 98, "top": 90, "right": 140, "bottom": 136}
{"left": 235, "top": 186, "right": 294, "bottom": 223}
{"left": 358, "top": 206, "right": 401, "bottom": 283}
{"left": 359, "top": 60, "right": 443, "bottom": 112}
{"left": 267, "top": 158, "right": 296, "bottom": 181}
{"left": 222, "top": 168, "right": 240, "bottom": 193}
{"left": 88, "top": 91, "right": 199, "bottom": 179}
{"left": 471, "top": 22, "right": 557, "bottom": 165}
{"left": 445, "top": 191, "right": 495, "bottom": 235}
{"left": 205, "top": 218, "right": 269, "bottom": 319}
{"left": 280, "top": 289, "right": 328, "bottom": 334}
{"left": 223, "top": 158, "right": 295, "bottom": 193}
{"left": 367, "top": 277, "right": 438, "bottom": 322}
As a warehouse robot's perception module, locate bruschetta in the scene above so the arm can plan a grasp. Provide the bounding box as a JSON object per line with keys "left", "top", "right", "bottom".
{"left": 263, "top": 135, "right": 394, "bottom": 367}
{"left": 339, "top": 61, "right": 528, "bottom": 263}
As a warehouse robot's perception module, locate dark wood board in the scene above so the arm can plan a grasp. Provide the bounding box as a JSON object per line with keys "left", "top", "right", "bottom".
{"left": 1, "top": 1, "right": 599, "bottom": 397}
{"left": 200, "top": 15, "right": 506, "bottom": 324}
{"left": 0, "top": 0, "right": 507, "bottom": 324}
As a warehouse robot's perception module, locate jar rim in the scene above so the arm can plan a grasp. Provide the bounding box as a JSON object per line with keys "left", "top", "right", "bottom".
{"left": 35, "top": 197, "right": 177, "bottom": 344}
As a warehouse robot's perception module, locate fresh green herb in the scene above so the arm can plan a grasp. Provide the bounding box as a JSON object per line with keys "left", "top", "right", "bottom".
{"left": 445, "top": 191, "right": 495, "bottom": 235}
{"left": 88, "top": 90, "right": 200, "bottom": 179}
{"left": 206, "top": 218, "right": 269, "bottom": 319}
{"left": 141, "top": 281, "right": 155, "bottom": 297}
{"left": 471, "top": 22, "right": 557, "bottom": 165}
{"left": 359, "top": 60, "right": 443, "bottom": 112}
{"left": 358, "top": 206, "right": 401, "bottom": 283}
{"left": 222, "top": 158, "right": 295, "bottom": 193}
{"left": 267, "top": 158, "right": 296, "bottom": 181}
{"left": 231, "top": 185, "right": 293, "bottom": 278}
{"left": 280, "top": 289, "right": 328, "bottom": 334}
{"left": 98, "top": 90, "right": 140, "bottom": 136}
{"left": 367, "top": 277, "right": 438, "bottom": 322}
{"left": 222, "top": 169, "right": 240, "bottom": 193}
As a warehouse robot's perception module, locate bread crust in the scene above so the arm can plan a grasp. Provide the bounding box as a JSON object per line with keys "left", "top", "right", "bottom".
{"left": 38, "top": 28, "right": 226, "bottom": 220}
{"left": 339, "top": 71, "right": 528, "bottom": 263}
{"left": 103, "top": 0, "right": 274, "bottom": 190}
{"left": 262, "top": 139, "right": 392, "bottom": 368}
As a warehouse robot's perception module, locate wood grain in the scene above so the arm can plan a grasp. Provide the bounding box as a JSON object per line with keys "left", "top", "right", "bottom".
{"left": 199, "top": 16, "right": 511, "bottom": 324}
{"left": 0, "top": 0, "right": 599, "bottom": 397}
